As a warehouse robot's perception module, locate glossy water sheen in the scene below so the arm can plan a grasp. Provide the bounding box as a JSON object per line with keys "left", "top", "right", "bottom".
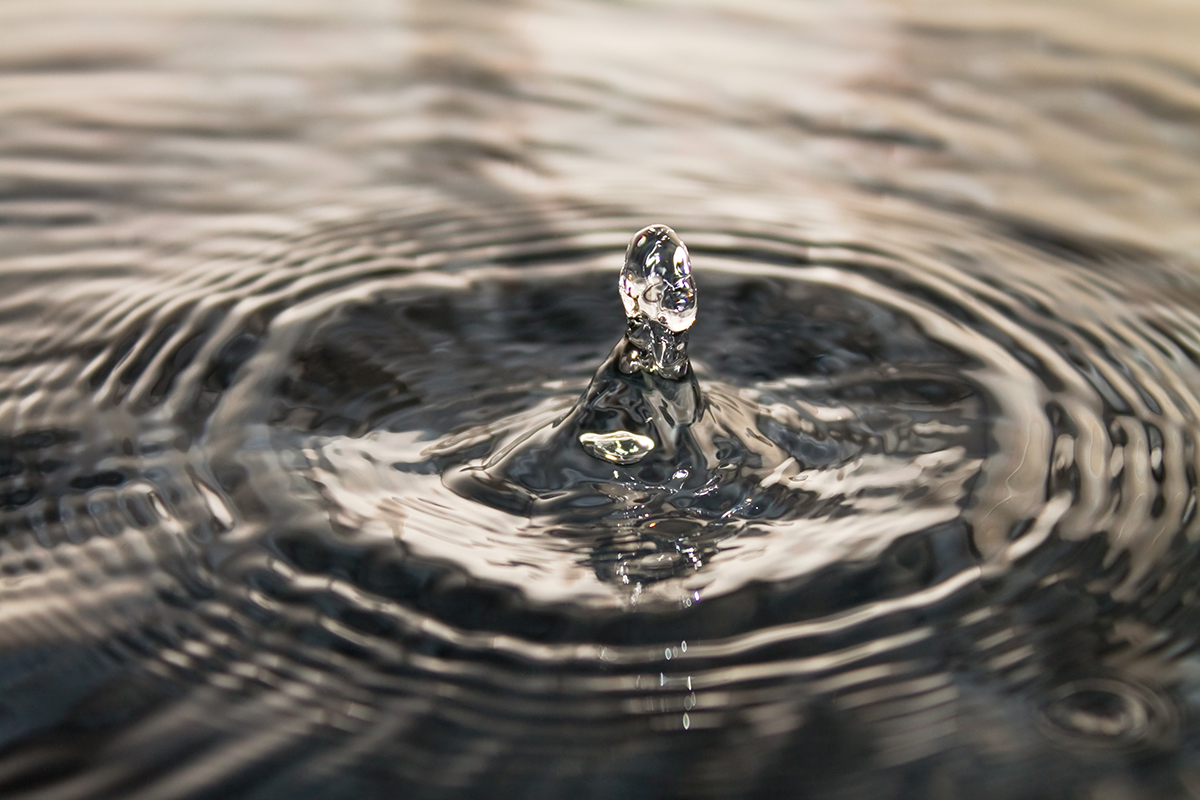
{"left": 2, "top": 1, "right": 1200, "bottom": 798}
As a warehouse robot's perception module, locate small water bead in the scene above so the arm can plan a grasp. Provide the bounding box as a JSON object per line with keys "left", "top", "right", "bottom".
{"left": 619, "top": 225, "right": 697, "bottom": 333}
{"left": 617, "top": 225, "right": 697, "bottom": 380}
{"left": 579, "top": 430, "right": 656, "bottom": 464}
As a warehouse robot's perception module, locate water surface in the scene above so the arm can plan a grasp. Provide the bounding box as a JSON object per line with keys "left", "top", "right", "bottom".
{"left": 2, "top": 0, "right": 1200, "bottom": 797}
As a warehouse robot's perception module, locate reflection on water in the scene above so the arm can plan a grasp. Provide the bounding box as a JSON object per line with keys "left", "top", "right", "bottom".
{"left": 2, "top": 0, "right": 1200, "bottom": 797}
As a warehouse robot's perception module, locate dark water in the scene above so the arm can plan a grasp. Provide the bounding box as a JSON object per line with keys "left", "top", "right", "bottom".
{"left": 3, "top": 1, "right": 1200, "bottom": 798}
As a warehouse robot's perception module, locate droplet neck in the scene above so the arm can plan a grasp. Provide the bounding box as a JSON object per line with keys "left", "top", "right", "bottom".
{"left": 620, "top": 316, "right": 690, "bottom": 380}
{"left": 572, "top": 334, "right": 704, "bottom": 465}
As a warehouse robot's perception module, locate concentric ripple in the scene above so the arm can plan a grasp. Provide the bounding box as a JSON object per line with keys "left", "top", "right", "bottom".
{"left": 1, "top": 203, "right": 1197, "bottom": 798}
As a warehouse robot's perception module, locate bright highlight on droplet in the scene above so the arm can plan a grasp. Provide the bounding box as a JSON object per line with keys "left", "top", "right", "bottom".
{"left": 578, "top": 431, "right": 656, "bottom": 464}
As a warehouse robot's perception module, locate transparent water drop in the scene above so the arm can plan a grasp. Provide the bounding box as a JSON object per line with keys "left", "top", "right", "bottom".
{"left": 618, "top": 225, "right": 696, "bottom": 379}
{"left": 620, "top": 225, "right": 696, "bottom": 333}
{"left": 570, "top": 225, "right": 703, "bottom": 465}
{"left": 579, "top": 430, "right": 656, "bottom": 464}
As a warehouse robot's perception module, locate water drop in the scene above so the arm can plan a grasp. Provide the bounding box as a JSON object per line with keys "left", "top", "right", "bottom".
{"left": 621, "top": 225, "right": 696, "bottom": 332}
{"left": 441, "top": 223, "right": 963, "bottom": 601}
{"left": 578, "top": 430, "right": 655, "bottom": 464}
{"left": 568, "top": 225, "right": 703, "bottom": 465}
{"left": 619, "top": 225, "right": 696, "bottom": 379}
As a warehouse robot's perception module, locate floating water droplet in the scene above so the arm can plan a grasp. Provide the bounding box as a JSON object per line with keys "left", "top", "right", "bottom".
{"left": 620, "top": 224, "right": 696, "bottom": 333}
{"left": 578, "top": 430, "right": 656, "bottom": 464}
{"left": 618, "top": 225, "right": 696, "bottom": 379}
